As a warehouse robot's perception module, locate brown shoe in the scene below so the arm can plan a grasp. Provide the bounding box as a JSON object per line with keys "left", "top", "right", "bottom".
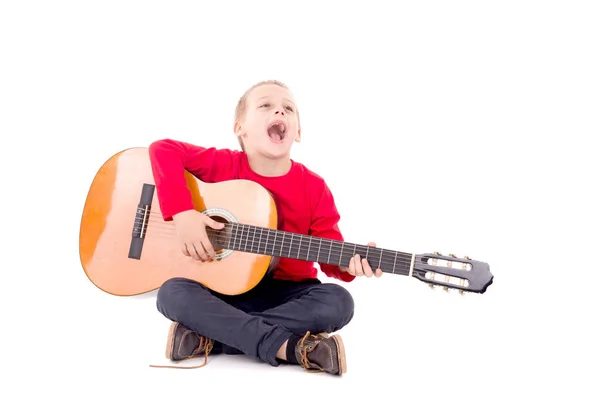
{"left": 149, "top": 322, "right": 214, "bottom": 369}
{"left": 295, "top": 331, "right": 347, "bottom": 375}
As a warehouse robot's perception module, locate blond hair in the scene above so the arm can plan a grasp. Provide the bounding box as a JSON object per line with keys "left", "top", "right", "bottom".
{"left": 234, "top": 80, "right": 299, "bottom": 151}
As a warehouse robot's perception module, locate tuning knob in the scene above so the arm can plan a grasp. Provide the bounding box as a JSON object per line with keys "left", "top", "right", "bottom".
{"left": 449, "top": 253, "right": 456, "bottom": 258}
{"left": 458, "top": 290, "right": 465, "bottom": 295}
{"left": 428, "top": 283, "right": 435, "bottom": 289}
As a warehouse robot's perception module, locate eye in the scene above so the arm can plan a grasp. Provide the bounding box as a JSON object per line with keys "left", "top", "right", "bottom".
{"left": 285, "top": 106, "right": 294, "bottom": 112}
{"left": 260, "top": 103, "right": 270, "bottom": 108}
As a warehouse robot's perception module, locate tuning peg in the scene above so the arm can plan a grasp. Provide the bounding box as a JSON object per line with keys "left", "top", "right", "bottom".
{"left": 449, "top": 253, "right": 456, "bottom": 258}
{"left": 464, "top": 255, "right": 471, "bottom": 260}
{"left": 443, "top": 286, "right": 449, "bottom": 292}
{"left": 434, "top": 251, "right": 440, "bottom": 255}
{"left": 428, "top": 283, "right": 435, "bottom": 289}
{"left": 458, "top": 290, "right": 465, "bottom": 295}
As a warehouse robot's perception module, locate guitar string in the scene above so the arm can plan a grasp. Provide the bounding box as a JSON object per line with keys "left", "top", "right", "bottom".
{"left": 136, "top": 231, "right": 414, "bottom": 276}
{"left": 132, "top": 231, "right": 473, "bottom": 290}
{"left": 135, "top": 213, "right": 465, "bottom": 266}
{"left": 133, "top": 215, "right": 467, "bottom": 270}
{"left": 132, "top": 203, "right": 471, "bottom": 285}
{"left": 138, "top": 231, "right": 414, "bottom": 271}
{"left": 121, "top": 231, "right": 471, "bottom": 290}
{"left": 128, "top": 215, "right": 466, "bottom": 280}
{"left": 135, "top": 214, "right": 419, "bottom": 265}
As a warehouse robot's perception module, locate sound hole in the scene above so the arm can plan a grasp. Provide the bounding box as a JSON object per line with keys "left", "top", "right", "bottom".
{"left": 206, "top": 215, "right": 230, "bottom": 252}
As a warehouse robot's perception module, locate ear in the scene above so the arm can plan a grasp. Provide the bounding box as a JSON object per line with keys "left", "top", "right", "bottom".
{"left": 234, "top": 121, "right": 245, "bottom": 138}
{"left": 294, "top": 127, "right": 301, "bottom": 143}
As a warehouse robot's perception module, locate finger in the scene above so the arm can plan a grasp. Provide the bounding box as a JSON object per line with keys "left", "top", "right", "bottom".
{"left": 207, "top": 218, "right": 225, "bottom": 230}
{"left": 368, "top": 242, "right": 376, "bottom": 247}
{"left": 354, "top": 254, "right": 364, "bottom": 276}
{"left": 346, "top": 257, "right": 354, "bottom": 276}
{"left": 203, "top": 239, "right": 217, "bottom": 260}
{"left": 193, "top": 242, "right": 208, "bottom": 261}
{"left": 187, "top": 243, "right": 202, "bottom": 260}
{"left": 182, "top": 244, "right": 191, "bottom": 258}
{"left": 362, "top": 258, "right": 373, "bottom": 277}
{"left": 346, "top": 257, "right": 353, "bottom": 275}
{"left": 375, "top": 268, "right": 383, "bottom": 277}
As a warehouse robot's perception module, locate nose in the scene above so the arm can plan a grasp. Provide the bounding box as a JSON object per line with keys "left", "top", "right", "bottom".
{"left": 274, "top": 106, "right": 286, "bottom": 115}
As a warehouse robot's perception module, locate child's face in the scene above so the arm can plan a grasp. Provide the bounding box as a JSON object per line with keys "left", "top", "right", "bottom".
{"left": 235, "top": 84, "right": 300, "bottom": 158}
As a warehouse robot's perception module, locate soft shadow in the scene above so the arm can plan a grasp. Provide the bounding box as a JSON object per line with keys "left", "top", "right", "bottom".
{"left": 128, "top": 289, "right": 158, "bottom": 300}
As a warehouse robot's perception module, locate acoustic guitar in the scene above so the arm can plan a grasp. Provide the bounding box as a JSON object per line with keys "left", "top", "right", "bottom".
{"left": 79, "top": 147, "right": 493, "bottom": 296}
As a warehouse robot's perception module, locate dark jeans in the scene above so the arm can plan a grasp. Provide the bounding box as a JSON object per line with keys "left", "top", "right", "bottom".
{"left": 156, "top": 275, "right": 355, "bottom": 366}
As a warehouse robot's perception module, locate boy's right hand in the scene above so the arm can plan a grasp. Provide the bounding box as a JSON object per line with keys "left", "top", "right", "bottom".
{"left": 172, "top": 209, "right": 225, "bottom": 261}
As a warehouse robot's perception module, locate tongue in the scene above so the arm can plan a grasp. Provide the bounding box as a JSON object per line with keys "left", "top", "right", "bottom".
{"left": 268, "top": 126, "right": 283, "bottom": 141}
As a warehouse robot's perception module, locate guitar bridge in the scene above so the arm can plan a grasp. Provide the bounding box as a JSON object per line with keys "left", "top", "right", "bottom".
{"left": 128, "top": 183, "right": 155, "bottom": 260}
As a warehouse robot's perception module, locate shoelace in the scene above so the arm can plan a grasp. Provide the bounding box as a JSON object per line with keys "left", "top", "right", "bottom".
{"left": 298, "top": 331, "right": 325, "bottom": 373}
{"left": 149, "top": 336, "right": 214, "bottom": 369}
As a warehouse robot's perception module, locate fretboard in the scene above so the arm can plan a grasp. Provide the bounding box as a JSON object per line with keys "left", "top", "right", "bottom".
{"left": 211, "top": 223, "right": 414, "bottom": 276}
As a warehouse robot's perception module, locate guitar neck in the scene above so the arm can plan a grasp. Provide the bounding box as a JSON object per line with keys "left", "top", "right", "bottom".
{"left": 211, "top": 223, "right": 415, "bottom": 277}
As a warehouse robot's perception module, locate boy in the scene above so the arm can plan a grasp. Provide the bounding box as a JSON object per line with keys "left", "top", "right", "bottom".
{"left": 148, "top": 80, "right": 382, "bottom": 375}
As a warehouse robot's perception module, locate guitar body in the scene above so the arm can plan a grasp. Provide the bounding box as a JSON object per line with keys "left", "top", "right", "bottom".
{"left": 79, "top": 147, "right": 279, "bottom": 296}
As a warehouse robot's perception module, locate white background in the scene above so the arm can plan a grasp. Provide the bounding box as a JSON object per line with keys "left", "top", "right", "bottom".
{"left": 1, "top": 1, "right": 598, "bottom": 399}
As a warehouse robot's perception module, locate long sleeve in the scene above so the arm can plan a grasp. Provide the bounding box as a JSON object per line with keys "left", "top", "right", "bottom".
{"left": 309, "top": 183, "right": 355, "bottom": 283}
{"left": 148, "top": 138, "right": 236, "bottom": 220}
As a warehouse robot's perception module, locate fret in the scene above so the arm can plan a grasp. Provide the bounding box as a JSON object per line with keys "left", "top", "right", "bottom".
{"left": 232, "top": 224, "right": 238, "bottom": 250}
{"left": 393, "top": 251, "right": 397, "bottom": 274}
{"left": 241, "top": 225, "right": 245, "bottom": 252}
{"left": 330, "top": 240, "right": 342, "bottom": 266}
{"left": 338, "top": 242, "right": 344, "bottom": 266}
{"left": 235, "top": 224, "right": 241, "bottom": 251}
{"left": 377, "top": 248, "right": 383, "bottom": 270}
{"left": 271, "top": 231, "right": 276, "bottom": 255}
{"left": 297, "top": 236, "right": 302, "bottom": 259}
{"left": 286, "top": 233, "right": 290, "bottom": 256}
{"left": 255, "top": 226, "right": 259, "bottom": 253}
{"left": 257, "top": 227, "right": 263, "bottom": 255}
{"left": 272, "top": 230, "right": 277, "bottom": 256}
{"left": 227, "top": 225, "right": 233, "bottom": 249}
{"left": 317, "top": 238, "right": 322, "bottom": 262}
{"left": 248, "top": 226, "right": 252, "bottom": 253}
{"left": 263, "top": 229, "right": 269, "bottom": 254}
{"left": 246, "top": 226, "right": 251, "bottom": 252}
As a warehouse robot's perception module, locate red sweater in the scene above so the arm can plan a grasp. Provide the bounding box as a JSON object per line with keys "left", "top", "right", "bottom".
{"left": 148, "top": 139, "right": 355, "bottom": 283}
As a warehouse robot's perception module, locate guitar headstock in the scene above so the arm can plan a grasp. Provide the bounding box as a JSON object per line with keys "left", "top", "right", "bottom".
{"left": 412, "top": 252, "right": 493, "bottom": 294}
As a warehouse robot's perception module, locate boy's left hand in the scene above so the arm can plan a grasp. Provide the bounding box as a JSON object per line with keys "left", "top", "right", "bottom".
{"left": 341, "top": 242, "right": 383, "bottom": 278}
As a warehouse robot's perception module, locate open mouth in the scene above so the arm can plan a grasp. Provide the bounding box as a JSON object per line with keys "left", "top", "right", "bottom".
{"left": 267, "top": 121, "right": 287, "bottom": 143}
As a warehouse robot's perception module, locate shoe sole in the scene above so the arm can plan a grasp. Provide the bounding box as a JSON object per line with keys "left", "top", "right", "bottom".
{"left": 331, "top": 335, "right": 347, "bottom": 374}
{"left": 165, "top": 321, "right": 180, "bottom": 360}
